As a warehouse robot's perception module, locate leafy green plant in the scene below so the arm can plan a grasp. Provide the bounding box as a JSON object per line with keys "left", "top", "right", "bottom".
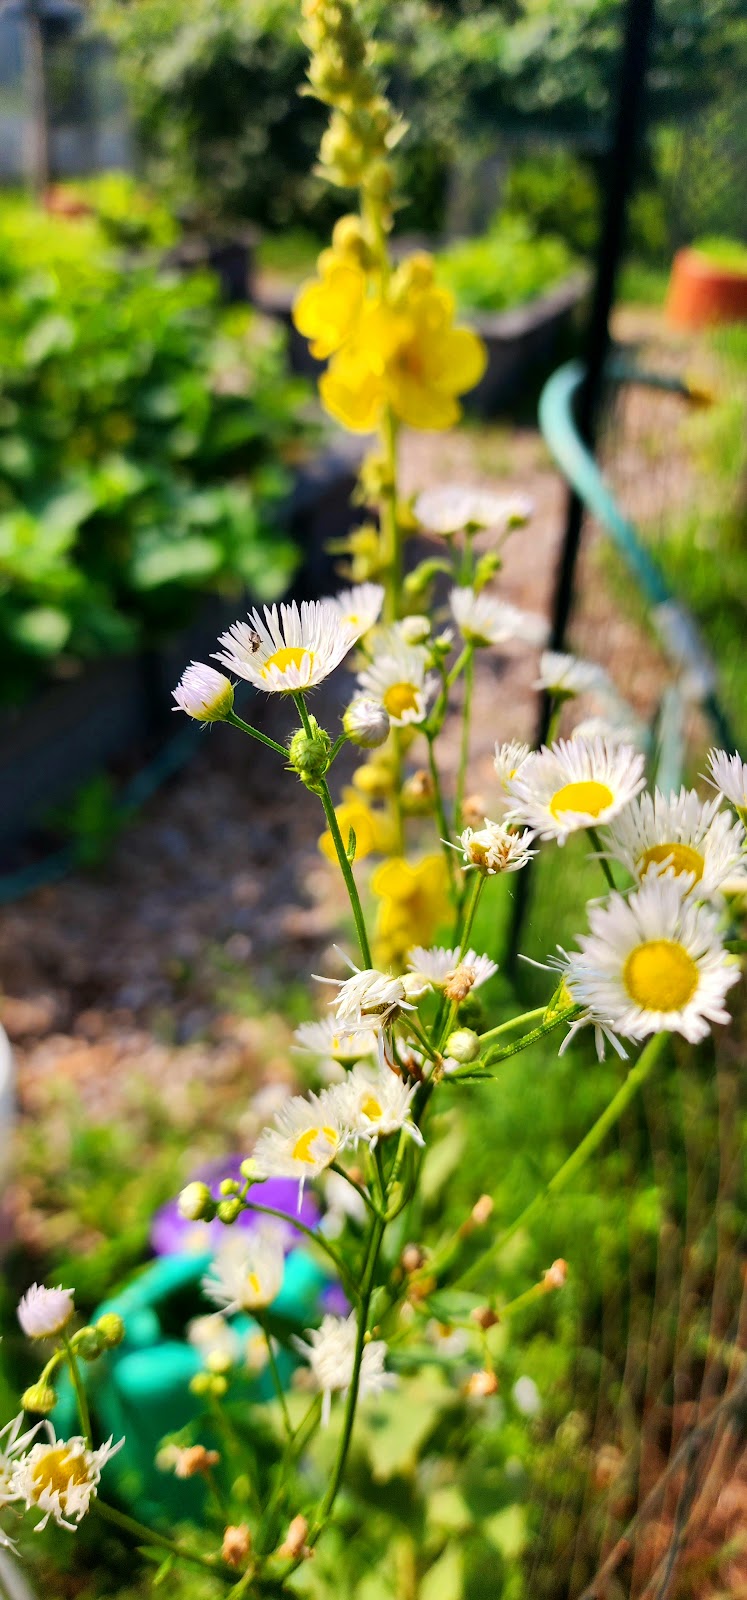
{"left": 0, "top": 194, "right": 309, "bottom": 702}
{"left": 435, "top": 217, "right": 578, "bottom": 315}
{"left": 691, "top": 235, "right": 747, "bottom": 273}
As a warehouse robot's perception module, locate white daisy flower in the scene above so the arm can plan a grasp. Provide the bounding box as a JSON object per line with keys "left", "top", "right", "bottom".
{"left": 293, "top": 1015, "right": 378, "bottom": 1066}
{"left": 356, "top": 640, "right": 437, "bottom": 727}
{"left": 320, "top": 965, "right": 413, "bottom": 1031}
{"left": 252, "top": 1090, "right": 347, "bottom": 1198}
{"left": 449, "top": 587, "right": 548, "bottom": 649}
{"left": 9, "top": 1424, "right": 122, "bottom": 1531}
{"left": 535, "top": 651, "right": 611, "bottom": 698}
{"left": 213, "top": 599, "right": 362, "bottom": 694}
{"left": 1, "top": 1415, "right": 40, "bottom": 1509}
{"left": 557, "top": 875, "right": 740, "bottom": 1046}
{"left": 187, "top": 1314, "right": 243, "bottom": 1367}
{"left": 332, "top": 1063, "right": 424, "bottom": 1150}
{"left": 172, "top": 661, "right": 234, "bottom": 723}
{"left": 334, "top": 583, "right": 385, "bottom": 636}
{"left": 456, "top": 819, "right": 536, "bottom": 875}
{"left": 407, "top": 945, "right": 497, "bottom": 991}
{"left": 494, "top": 741, "right": 532, "bottom": 789}
{"left": 606, "top": 787, "right": 746, "bottom": 898}
{"left": 202, "top": 1225, "right": 286, "bottom": 1314}
{"left": 706, "top": 748, "right": 747, "bottom": 816}
{"left": 414, "top": 485, "right": 532, "bottom": 536}
{"left": 18, "top": 1285, "right": 74, "bottom": 1341}
{"left": 397, "top": 615, "right": 432, "bottom": 646}
{"left": 294, "top": 1314, "right": 395, "bottom": 1425}
{"left": 505, "top": 737, "right": 645, "bottom": 844}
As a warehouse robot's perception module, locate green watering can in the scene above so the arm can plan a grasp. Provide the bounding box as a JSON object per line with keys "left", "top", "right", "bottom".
{"left": 53, "top": 1248, "right": 330, "bottom": 1523}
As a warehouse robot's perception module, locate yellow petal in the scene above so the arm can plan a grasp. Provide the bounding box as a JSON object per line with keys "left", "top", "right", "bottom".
{"left": 292, "top": 260, "right": 366, "bottom": 358}
{"left": 387, "top": 371, "right": 460, "bottom": 430}
{"left": 320, "top": 362, "right": 386, "bottom": 433}
{"left": 434, "top": 326, "right": 487, "bottom": 396}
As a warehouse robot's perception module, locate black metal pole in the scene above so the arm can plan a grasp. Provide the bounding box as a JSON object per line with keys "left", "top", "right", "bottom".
{"left": 506, "top": 0, "right": 657, "bottom": 969}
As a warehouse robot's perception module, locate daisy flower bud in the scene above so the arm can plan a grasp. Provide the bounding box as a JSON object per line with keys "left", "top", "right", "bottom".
{"left": 343, "top": 696, "right": 390, "bottom": 749}
{"left": 471, "top": 1195, "right": 494, "bottom": 1227}
{"left": 171, "top": 1445, "right": 220, "bottom": 1479}
{"left": 278, "top": 1513, "right": 310, "bottom": 1562}
{"left": 465, "top": 1369, "right": 499, "bottom": 1399}
{"left": 21, "top": 1381, "right": 58, "bottom": 1415}
{"left": 18, "top": 1285, "right": 74, "bottom": 1341}
{"left": 543, "top": 1259, "right": 568, "bottom": 1291}
{"left": 96, "top": 1313, "right": 125, "bottom": 1350}
{"left": 75, "top": 1326, "right": 104, "bottom": 1362}
{"left": 172, "top": 662, "right": 234, "bottom": 723}
{"left": 398, "top": 614, "right": 431, "bottom": 645}
{"left": 444, "top": 1028, "right": 481, "bottom": 1064}
{"left": 287, "top": 718, "right": 332, "bottom": 789}
{"left": 178, "top": 1181, "right": 214, "bottom": 1222}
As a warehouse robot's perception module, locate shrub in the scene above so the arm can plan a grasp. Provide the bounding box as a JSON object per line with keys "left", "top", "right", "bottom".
{"left": 435, "top": 216, "right": 578, "bottom": 315}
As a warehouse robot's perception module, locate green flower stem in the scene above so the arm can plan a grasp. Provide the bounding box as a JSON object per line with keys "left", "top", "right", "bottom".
{"left": 95, "top": 1500, "right": 222, "bottom": 1577}
{"left": 587, "top": 826, "right": 617, "bottom": 892}
{"left": 225, "top": 711, "right": 287, "bottom": 757}
{"left": 477, "top": 1007, "right": 548, "bottom": 1047}
{"left": 458, "top": 1031, "right": 669, "bottom": 1289}
{"left": 293, "top": 694, "right": 373, "bottom": 968}
{"left": 262, "top": 1327, "right": 293, "bottom": 1443}
{"left": 445, "top": 1006, "right": 583, "bottom": 1078}
{"left": 255, "top": 1396, "right": 322, "bottom": 1560}
{"left": 437, "top": 870, "right": 485, "bottom": 1049}
{"left": 239, "top": 1198, "right": 356, "bottom": 1301}
{"left": 425, "top": 735, "right": 457, "bottom": 894}
{"left": 545, "top": 697, "right": 564, "bottom": 744}
{"left": 330, "top": 1159, "right": 378, "bottom": 1215}
{"left": 454, "top": 647, "right": 474, "bottom": 832}
{"left": 379, "top": 406, "right": 406, "bottom": 856}
{"left": 63, "top": 1334, "right": 92, "bottom": 1447}
{"left": 404, "top": 1016, "right": 440, "bottom": 1064}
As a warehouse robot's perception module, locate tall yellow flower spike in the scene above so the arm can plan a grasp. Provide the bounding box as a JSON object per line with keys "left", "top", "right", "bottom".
{"left": 371, "top": 853, "right": 451, "bottom": 964}
{"left": 293, "top": 250, "right": 367, "bottom": 361}
{"left": 318, "top": 796, "right": 393, "bottom": 864}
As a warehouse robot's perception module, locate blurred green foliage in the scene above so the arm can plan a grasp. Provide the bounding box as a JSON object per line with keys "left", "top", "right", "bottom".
{"left": 0, "top": 193, "right": 308, "bottom": 702}
{"left": 435, "top": 216, "right": 578, "bottom": 314}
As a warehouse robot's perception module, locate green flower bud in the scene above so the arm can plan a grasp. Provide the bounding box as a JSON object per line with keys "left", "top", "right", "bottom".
{"left": 445, "top": 1028, "right": 481, "bottom": 1064}
{"left": 96, "top": 1312, "right": 125, "bottom": 1349}
{"left": 217, "top": 1198, "right": 242, "bottom": 1225}
{"left": 287, "top": 718, "right": 332, "bottom": 790}
{"left": 219, "top": 1178, "right": 240, "bottom": 1197}
{"left": 178, "top": 1181, "right": 215, "bottom": 1222}
{"left": 190, "top": 1372, "right": 211, "bottom": 1397}
{"left": 239, "top": 1157, "right": 263, "bottom": 1183}
{"left": 22, "top": 1380, "right": 58, "bottom": 1414}
{"left": 76, "top": 1325, "right": 104, "bottom": 1362}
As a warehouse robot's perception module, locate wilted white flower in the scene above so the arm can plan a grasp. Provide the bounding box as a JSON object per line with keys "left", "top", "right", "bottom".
{"left": 343, "top": 696, "right": 390, "bottom": 749}
{"left": 557, "top": 875, "right": 739, "bottom": 1046}
{"left": 407, "top": 945, "right": 497, "bottom": 991}
{"left": 9, "top": 1424, "right": 122, "bottom": 1531}
{"left": 606, "top": 787, "right": 745, "bottom": 898}
{"left": 332, "top": 1063, "right": 424, "bottom": 1149}
{"left": 456, "top": 819, "right": 536, "bottom": 875}
{"left": 334, "top": 583, "right": 384, "bottom": 636}
{"left": 320, "top": 965, "right": 413, "bottom": 1031}
{"left": 172, "top": 661, "right": 234, "bottom": 723}
{"left": 450, "top": 587, "right": 548, "bottom": 649}
{"left": 295, "top": 1314, "right": 395, "bottom": 1425}
{"left": 214, "top": 599, "right": 363, "bottom": 693}
{"left": 535, "top": 651, "right": 611, "bottom": 698}
{"left": 357, "top": 639, "right": 437, "bottom": 728}
{"left": 18, "top": 1285, "right": 74, "bottom": 1341}
{"left": 706, "top": 748, "right": 747, "bottom": 815}
{"left": 202, "top": 1226, "right": 286, "bottom": 1314}
{"left": 505, "top": 737, "right": 645, "bottom": 844}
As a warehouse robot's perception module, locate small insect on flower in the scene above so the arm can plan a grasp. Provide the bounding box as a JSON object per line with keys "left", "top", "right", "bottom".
{"left": 172, "top": 662, "right": 234, "bottom": 723}
{"left": 414, "top": 485, "right": 532, "bottom": 536}
{"left": 332, "top": 1062, "right": 424, "bottom": 1149}
{"left": 18, "top": 1285, "right": 75, "bottom": 1341}
{"left": 557, "top": 874, "right": 740, "bottom": 1046}
{"left": 706, "top": 747, "right": 747, "bottom": 818}
{"left": 320, "top": 964, "right": 414, "bottom": 1031}
{"left": 252, "top": 1090, "right": 348, "bottom": 1202}
{"left": 505, "top": 737, "right": 645, "bottom": 844}
{"left": 334, "top": 582, "right": 385, "bottom": 636}
{"left": 202, "top": 1225, "right": 286, "bottom": 1314}
{"left": 356, "top": 639, "right": 437, "bottom": 727}
{"left": 456, "top": 819, "right": 536, "bottom": 875}
{"left": 606, "top": 787, "right": 746, "bottom": 899}
{"left": 535, "top": 651, "right": 612, "bottom": 699}
{"left": 449, "top": 587, "right": 548, "bottom": 649}
{"left": 293, "top": 1015, "right": 378, "bottom": 1067}
{"left": 407, "top": 945, "right": 498, "bottom": 994}
{"left": 294, "top": 1314, "right": 395, "bottom": 1425}
{"left": 8, "top": 1424, "right": 122, "bottom": 1531}
{"left": 213, "top": 598, "right": 364, "bottom": 694}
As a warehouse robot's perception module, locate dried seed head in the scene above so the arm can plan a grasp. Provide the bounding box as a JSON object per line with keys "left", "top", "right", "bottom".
{"left": 470, "top": 1305, "right": 500, "bottom": 1331}
{"left": 543, "top": 1259, "right": 568, "bottom": 1291}
{"left": 400, "top": 1243, "right": 426, "bottom": 1274}
{"left": 443, "top": 964, "right": 476, "bottom": 1004}
{"left": 222, "top": 1524, "right": 252, "bottom": 1569}
{"left": 471, "top": 1194, "right": 494, "bottom": 1227}
{"left": 278, "top": 1513, "right": 310, "bottom": 1561}
{"left": 465, "top": 1369, "right": 499, "bottom": 1399}
{"left": 174, "top": 1445, "right": 220, "bottom": 1479}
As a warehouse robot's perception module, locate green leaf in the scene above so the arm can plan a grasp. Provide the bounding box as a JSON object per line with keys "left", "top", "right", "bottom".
{"left": 346, "top": 826, "right": 357, "bottom": 862}
{"left": 420, "top": 1119, "right": 466, "bottom": 1202}
{"left": 484, "top": 1504, "right": 528, "bottom": 1559}
{"left": 24, "top": 313, "right": 75, "bottom": 364}
{"left": 153, "top": 1555, "right": 175, "bottom": 1587}
{"left": 356, "top": 1369, "right": 455, "bottom": 1482}
{"left": 418, "top": 1542, "right": 464, "bottom": 1600}
{"left": 130, "top": 534, "right": 223, "bottom": 589}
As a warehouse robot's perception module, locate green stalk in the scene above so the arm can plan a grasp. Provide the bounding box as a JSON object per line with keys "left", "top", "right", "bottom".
{"left": 225, "top": 711, "right": 287, "bottom": 757}
{"left": 477, "top": 1006, "right": 548, "bottom": 1046}
{"left": 95, "top": 1501, "right": 222, "bottom": 1577}
{"left": 262, "top": 1328, "right": 293, "bottom": 1443}
{"left": 426, "top": 735, "right": 457, "bottom": 894}
{"left": 458, "top": 1031, "right": 669, "bottom": 1288}
{"left": 587, "top": 826, "right": 617, "bottom": 892}
{"left": 454, "top": 647, "right": 474, "bottom": 832}
{"left": 293, "top": 694, "right": 372, "bottom": 968}
{"left": 63, "top": 1334, "right": 92, "bottom": 1447}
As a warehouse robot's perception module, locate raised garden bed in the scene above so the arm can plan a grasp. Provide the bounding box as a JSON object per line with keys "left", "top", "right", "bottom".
{"left": 0, "top": 440, "right": 363, "bottom": 853}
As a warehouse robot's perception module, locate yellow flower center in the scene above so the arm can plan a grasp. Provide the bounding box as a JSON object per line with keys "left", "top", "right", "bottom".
{"left": 32, "top": 1447, "right": 89, "bottom": 1504}
{"left": 246, "top": 1271, "right": 262, "bottom": 1298}
{"left": 549, "top": 780, "right": 614, "bottom": 820}
{"left": 262, "top": 646, "right": 313, "bottom": 680}
{"left": 360, "top": 1095, "right": 383, "bottom": 1120}
{"left": 622, "top": 939, "right": 698, "bottom": 1012}
{"left": 639, "top": 843, "right": 704, "bottom": 883}
{"left": 292, "top": 1125, "right": 338, "bottom": 1165}
{"left": 384, "top": 681, "right": 419, "bottom": 719}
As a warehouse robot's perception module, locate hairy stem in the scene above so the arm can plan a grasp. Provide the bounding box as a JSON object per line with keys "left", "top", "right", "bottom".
{"left": 225, "top": 711, "right": 288, "bottom": 758}
{"left": 293, "top": 694, "right": 373, "bottom": 968}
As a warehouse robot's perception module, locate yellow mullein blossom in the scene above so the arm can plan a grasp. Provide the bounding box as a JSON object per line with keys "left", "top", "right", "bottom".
{"left": 371, "top": 853, "right": 451, "bottom": 964}
{"left": 293, "top": 249, "right": 367, "bottom": 361}
{"left": 318, "top": 795, "right": 393, "bottom": 863}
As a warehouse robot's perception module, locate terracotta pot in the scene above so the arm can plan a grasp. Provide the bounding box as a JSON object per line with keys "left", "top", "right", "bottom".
{"left": 666, "top": 248, "right": 747, "bottom": 330}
